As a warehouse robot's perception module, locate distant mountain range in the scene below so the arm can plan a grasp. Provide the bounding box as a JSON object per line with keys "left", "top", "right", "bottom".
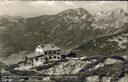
{"left": 92, "top": 8, "right": 128, "bottom": 37}
{"left": 77, "top": 28, "right": 128, "bottom": 56}
{"left": 0, "top": 8, "right": 128, "bottom": 57}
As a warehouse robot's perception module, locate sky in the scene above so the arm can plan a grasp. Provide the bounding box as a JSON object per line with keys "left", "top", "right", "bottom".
{"left": 0, "top": 1, "right": 127, "bottom": 17}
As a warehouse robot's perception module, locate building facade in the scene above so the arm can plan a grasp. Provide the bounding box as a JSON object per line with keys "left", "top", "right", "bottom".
{"left": 22, "top": 44, "right": 62, "bottom": 66}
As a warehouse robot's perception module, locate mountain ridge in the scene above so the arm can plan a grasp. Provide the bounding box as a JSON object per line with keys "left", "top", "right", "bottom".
{"left": 0, "top": 8, "right": 127, "bottom": 57}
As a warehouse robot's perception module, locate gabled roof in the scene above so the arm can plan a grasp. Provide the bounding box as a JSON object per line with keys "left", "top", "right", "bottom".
{"left": 26, "top": 52, "right": 42, "bottom": 58}
{"left": 39, "top": 44, "right": 60, "bottom": 51}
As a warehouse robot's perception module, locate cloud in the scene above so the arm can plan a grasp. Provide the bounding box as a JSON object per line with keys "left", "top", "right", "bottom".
{"left": 65, "top": 1, "right": 74, "bottom": 5}
{"left": 30, "top": 1, "right": 56, "bottom": 6}
{"left": 0, "top": 1, "right": 127, "bottom": 17}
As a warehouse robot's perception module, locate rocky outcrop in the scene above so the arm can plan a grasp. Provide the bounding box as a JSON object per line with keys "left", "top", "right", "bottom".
{"left": 20, "top": 56, "right": 127, "bottom": 82}
{"left": 41, "top": 59, "right": 89, "bottom": 75}
{"left": 0, "top": 56, "right": 128, "bottom": 82}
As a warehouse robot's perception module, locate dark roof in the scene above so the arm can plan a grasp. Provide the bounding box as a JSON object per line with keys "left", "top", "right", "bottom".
{"left": 32, "top": 55, "right": 45, "bottom": 58}
{"left": 18, "top": 61, "right": 25, "bottom": 64}
{"left": 66, "top": 52, "right": 77, "bottom": 57}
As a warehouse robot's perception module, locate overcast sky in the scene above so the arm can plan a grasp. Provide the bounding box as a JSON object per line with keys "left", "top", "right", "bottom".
{"left": 0, "top": 1, "right": 127, "bottom": 17}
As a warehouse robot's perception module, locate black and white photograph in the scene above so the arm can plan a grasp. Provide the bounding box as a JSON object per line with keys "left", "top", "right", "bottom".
{"left": 0, "top": 1, "right": 128, "bottom": 82}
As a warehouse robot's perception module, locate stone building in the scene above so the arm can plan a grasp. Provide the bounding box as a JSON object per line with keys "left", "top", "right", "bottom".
{"left": 35, "top": 43, "right": 61, "bottom": 61}
{"left": 21, "top": 44, "right": 62, "bottom": 66}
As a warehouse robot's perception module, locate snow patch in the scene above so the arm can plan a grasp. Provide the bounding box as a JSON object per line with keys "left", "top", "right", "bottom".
{"left": 94, "top": 63, "right": 104, "bottom": 69}
{"left": 104, "top": 58, "right": 122, "bottom": 65}
{"left": 43, "top": 77, "right": 51, "bottom": 81}
{"left": 86, "top": 76, "right": 99, "bottom": 82}
{"left": 15, "top": 66, "right": 32, "bottom": 70}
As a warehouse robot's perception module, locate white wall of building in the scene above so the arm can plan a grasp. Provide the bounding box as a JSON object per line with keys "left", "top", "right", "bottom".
{"left": 35, "top": 45, "right": 44, "bottom": 55}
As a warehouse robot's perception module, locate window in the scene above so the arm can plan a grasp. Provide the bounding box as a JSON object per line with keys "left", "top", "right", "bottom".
{"left": 58, "top": 57, "right": 60, "bottom": 59}
{"left": 54, "top": 56, "right": 56, "bottom": 59}
{"left": 40, "top": 52, "right": 43, "bottom": 54}
{"left": 53, "top": 51, "right": 56, "bottom": 54}
{"left": 57, "top": 50, "right": 61, "bottom": 54}
{"left": 36, "top": 58, "right": 38, "bottom": 61}
{"left": 49, "top": 52, "right": 52, "bottom": 54}
{"left": 49, "top": 56, "right": 52, "bottom": 59}
{"left": 45, "top": 52, "right": 47, "bottom": 54}
{"left": 57, "top": 53, "right": 60, "bottom": 55}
